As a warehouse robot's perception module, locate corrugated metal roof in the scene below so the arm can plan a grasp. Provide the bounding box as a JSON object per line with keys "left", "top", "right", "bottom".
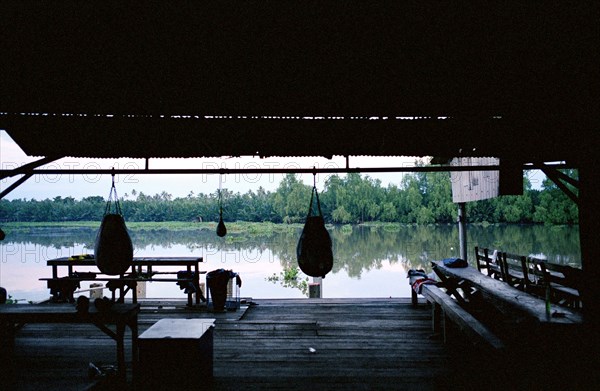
{"left": 0, "top": 112, "right": 590, "bottom": 163}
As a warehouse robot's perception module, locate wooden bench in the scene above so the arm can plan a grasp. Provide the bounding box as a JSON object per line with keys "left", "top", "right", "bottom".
{"left": 409, "top": 270, "right": 504, "bottom": 350}
{"left": 475, "top": 248, "right": 582, "bottom": 310}
{"left": 525, "top": 257, "right": 582, "bottom": 309}
{"left": 419, "top": 284, "right": 505, "bottom": 350}
{"left": 432, "top": 260, "right": 582, "bottom": 325}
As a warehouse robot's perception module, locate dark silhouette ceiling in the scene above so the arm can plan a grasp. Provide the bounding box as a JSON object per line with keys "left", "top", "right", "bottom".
{"left": 1, "top": 2, "right": 597, "bottom": 163}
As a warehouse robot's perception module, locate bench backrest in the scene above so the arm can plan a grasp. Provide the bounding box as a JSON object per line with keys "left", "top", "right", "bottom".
{"left": 474, "top": 247, "right": 501, "bottom": 279}
{"left": 522, "top": 256, "right": 582, "bottom": 308}
{"left": 526, "top": 256, "right": 582, "bottom": 290}
{"left": 474, "top": 247, "right": 582, "bottom": 309}
{"left": 497, "top": 252, "right": 529, "bottom": 289}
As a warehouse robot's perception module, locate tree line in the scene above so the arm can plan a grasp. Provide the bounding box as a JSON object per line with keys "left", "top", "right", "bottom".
{"left": 0, "top": 170, "right": 578, "bottom": 225}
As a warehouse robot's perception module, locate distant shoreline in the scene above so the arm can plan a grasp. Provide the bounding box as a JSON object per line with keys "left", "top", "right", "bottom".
{"left": 0, "top": 221, "right": 304, "bottom": 234}
{"left": 1, "top": 220, "right": 572, "bottom": 235}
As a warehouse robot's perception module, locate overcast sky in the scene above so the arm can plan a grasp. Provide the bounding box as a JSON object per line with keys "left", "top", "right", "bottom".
{"left": 1, "top": 130, "right": 545, "bottom": 201}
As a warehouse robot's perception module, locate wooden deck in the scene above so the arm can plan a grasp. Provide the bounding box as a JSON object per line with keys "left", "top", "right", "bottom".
{"left": 1, "top": 297, "right": 595, "bottom": 390}
{"left": 214, "top": 298, "right": 453, "bottom": 390}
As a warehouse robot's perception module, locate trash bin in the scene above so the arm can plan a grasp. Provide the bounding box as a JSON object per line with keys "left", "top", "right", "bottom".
{"left": 206, "top": 269, "right": 240, "bottom": 312}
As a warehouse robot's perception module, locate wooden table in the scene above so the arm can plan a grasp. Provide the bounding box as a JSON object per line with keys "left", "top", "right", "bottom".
{"left": 432, "top": 261, "right": 582, "bottom": 325}
{"left": 44, "top": 256, "right": 205, "bottom": 306}
{"left": 0, "top": 302, "right": 140, "bottom": 381}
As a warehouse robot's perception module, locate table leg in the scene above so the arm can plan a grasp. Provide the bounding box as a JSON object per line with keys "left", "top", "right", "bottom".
{"left": 132, "top": 281, "right": 138, "bottom": 303}
{"left": 130, "top": 316, "right": 139, "bottom": 384}
{"left": 0, "top": 321, "right": 15, "bottom": 358}
{"left": 0, "top": 321, "right": 21, "bottom": 389}
{"left": 194, "top": 264, "right": 201, "bottom": 305}
{"left": 116, "top": 322, "right": 126, "bottom": 382}
{"left": 432, "top": 266, "right": 467, "bottom": 305}
{"left": 187, "top": 265, "right": 193, "bottom": 307}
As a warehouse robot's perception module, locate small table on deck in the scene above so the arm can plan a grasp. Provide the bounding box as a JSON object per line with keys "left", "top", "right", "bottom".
{"left": 44, "top": 256, "right": 205, "bottom": 306}
{"left": 432, "top": 261, "right": 582, "bottom": 325}
{"left": 137, "top": 318, "right": 215, "bottom": 387}
{"left": 0, "top": 302, "right": 140, "bottom": 382}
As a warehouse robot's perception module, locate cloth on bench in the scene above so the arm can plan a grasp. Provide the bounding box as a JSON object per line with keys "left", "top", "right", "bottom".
{"left": 442, "top": 257, "right": 468, "bottom": 268}
{"left": 176, "top": 270, "right": 199, "bottom": 294}
{"left": 407, "top": 269, "right": 437, "bottom": 294}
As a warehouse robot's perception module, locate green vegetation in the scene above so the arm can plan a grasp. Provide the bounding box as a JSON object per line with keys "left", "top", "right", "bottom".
{"left": 0, "top": 168, "right": 578, "bottom": 226}
{"left": 3, "top": 294, "right": 32, "bottom": 304}
{"left": 0, "top": 220, "right": 302, "bottom": 236}
{"left": 340, "top": 224, "right": 353, "bottom": 234}
{"left": 266, "top": 265, "right": 310, "bottom": 295}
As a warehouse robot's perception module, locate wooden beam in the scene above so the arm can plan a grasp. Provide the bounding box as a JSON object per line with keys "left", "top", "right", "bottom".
{"left": 0, "top": 173, "right": 33, "bottom": 200}
{"left": 540, "top": 165, "right": 579, "bottom": 206}
{"left": 539, "top": 164, "right": 579, "bottom": 188}
{"left": 0, "top": 156, "right": 61, "bottom": 180}
{"left": 0, "top": 156, "right": 61, "bottom": 200}
{"left": 0, "top": 162, "right": 572, "bottom": 178}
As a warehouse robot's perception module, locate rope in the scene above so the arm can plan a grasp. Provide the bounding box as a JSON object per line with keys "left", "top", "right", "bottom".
{"left": 218, "top": 174, "right": 223, "bottom": 216}
{"left": 104, "top": 170, "right": 123, "bottom": 215}
{"left": 307, "top": 169, "right": 323, "bottom": 217}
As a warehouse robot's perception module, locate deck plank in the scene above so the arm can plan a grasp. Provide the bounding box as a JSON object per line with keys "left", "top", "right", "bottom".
{"left": 0, "top": 297, "right": 529, "bottom": 390}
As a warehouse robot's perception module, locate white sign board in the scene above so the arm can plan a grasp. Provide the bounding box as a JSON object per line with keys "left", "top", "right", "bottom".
{"left": 450, "top": 157, "right": 499, "bottom": 203}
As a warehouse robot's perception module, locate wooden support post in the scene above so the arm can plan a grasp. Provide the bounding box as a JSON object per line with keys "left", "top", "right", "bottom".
{"left": 499, "top": 159, "right": 523, "bottom": 196}
{"left": 578, "top": 163, "right": 600, "bottom": 328}
{"left": 574, "top": 162, "right": 600, "bottom": 384}
{"left": 457, "top": 202, "right": 467, "bottom": 262}
{"left": 440, "top": 310, "right": 447, "bottom": 344}
{"left": 432, "top": 303, "right": 442, "bottom": 335}
{"left": 309, "top": 277, "right": 322, "bottom": 298}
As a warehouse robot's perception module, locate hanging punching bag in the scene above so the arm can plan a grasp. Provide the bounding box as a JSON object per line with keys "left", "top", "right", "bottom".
{"left": 217, "top": 206, "right": 227, "bottom": 237}
{"left": 216, "top": 182, "right": 227, "bottom": 237}
{"left": 297, "top": 184, "right": 333, "bottom": 278}
{"left": 95, "top": 175, "right": 133, "bottom": 275}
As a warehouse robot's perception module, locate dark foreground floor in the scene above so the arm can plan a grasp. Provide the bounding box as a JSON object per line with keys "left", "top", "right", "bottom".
{"left": 4, "top": 297, "right": 592, "bottom": 390}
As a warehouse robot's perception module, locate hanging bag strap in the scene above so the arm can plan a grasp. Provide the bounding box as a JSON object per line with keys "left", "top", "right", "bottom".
{"left": 307, "top": 186, "right": 324, "bottom": 217}
{"left": 218, "top": 174, "right": 224, "bottom": 217}
{"left": 104, "top": 172, "right": 123, "bottom": 216}
{"left": 306, "top": 171, "right": 323, "bottom": 218}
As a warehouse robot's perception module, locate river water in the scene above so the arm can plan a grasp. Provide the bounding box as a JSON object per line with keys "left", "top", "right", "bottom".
{"left": 0, "top": 224, "right": 581, "bottom": 303}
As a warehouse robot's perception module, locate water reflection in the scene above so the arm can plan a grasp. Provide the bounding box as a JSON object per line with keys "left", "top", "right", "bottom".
{"left": 0, "top": 224, "right": 581, "bottom": 302}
